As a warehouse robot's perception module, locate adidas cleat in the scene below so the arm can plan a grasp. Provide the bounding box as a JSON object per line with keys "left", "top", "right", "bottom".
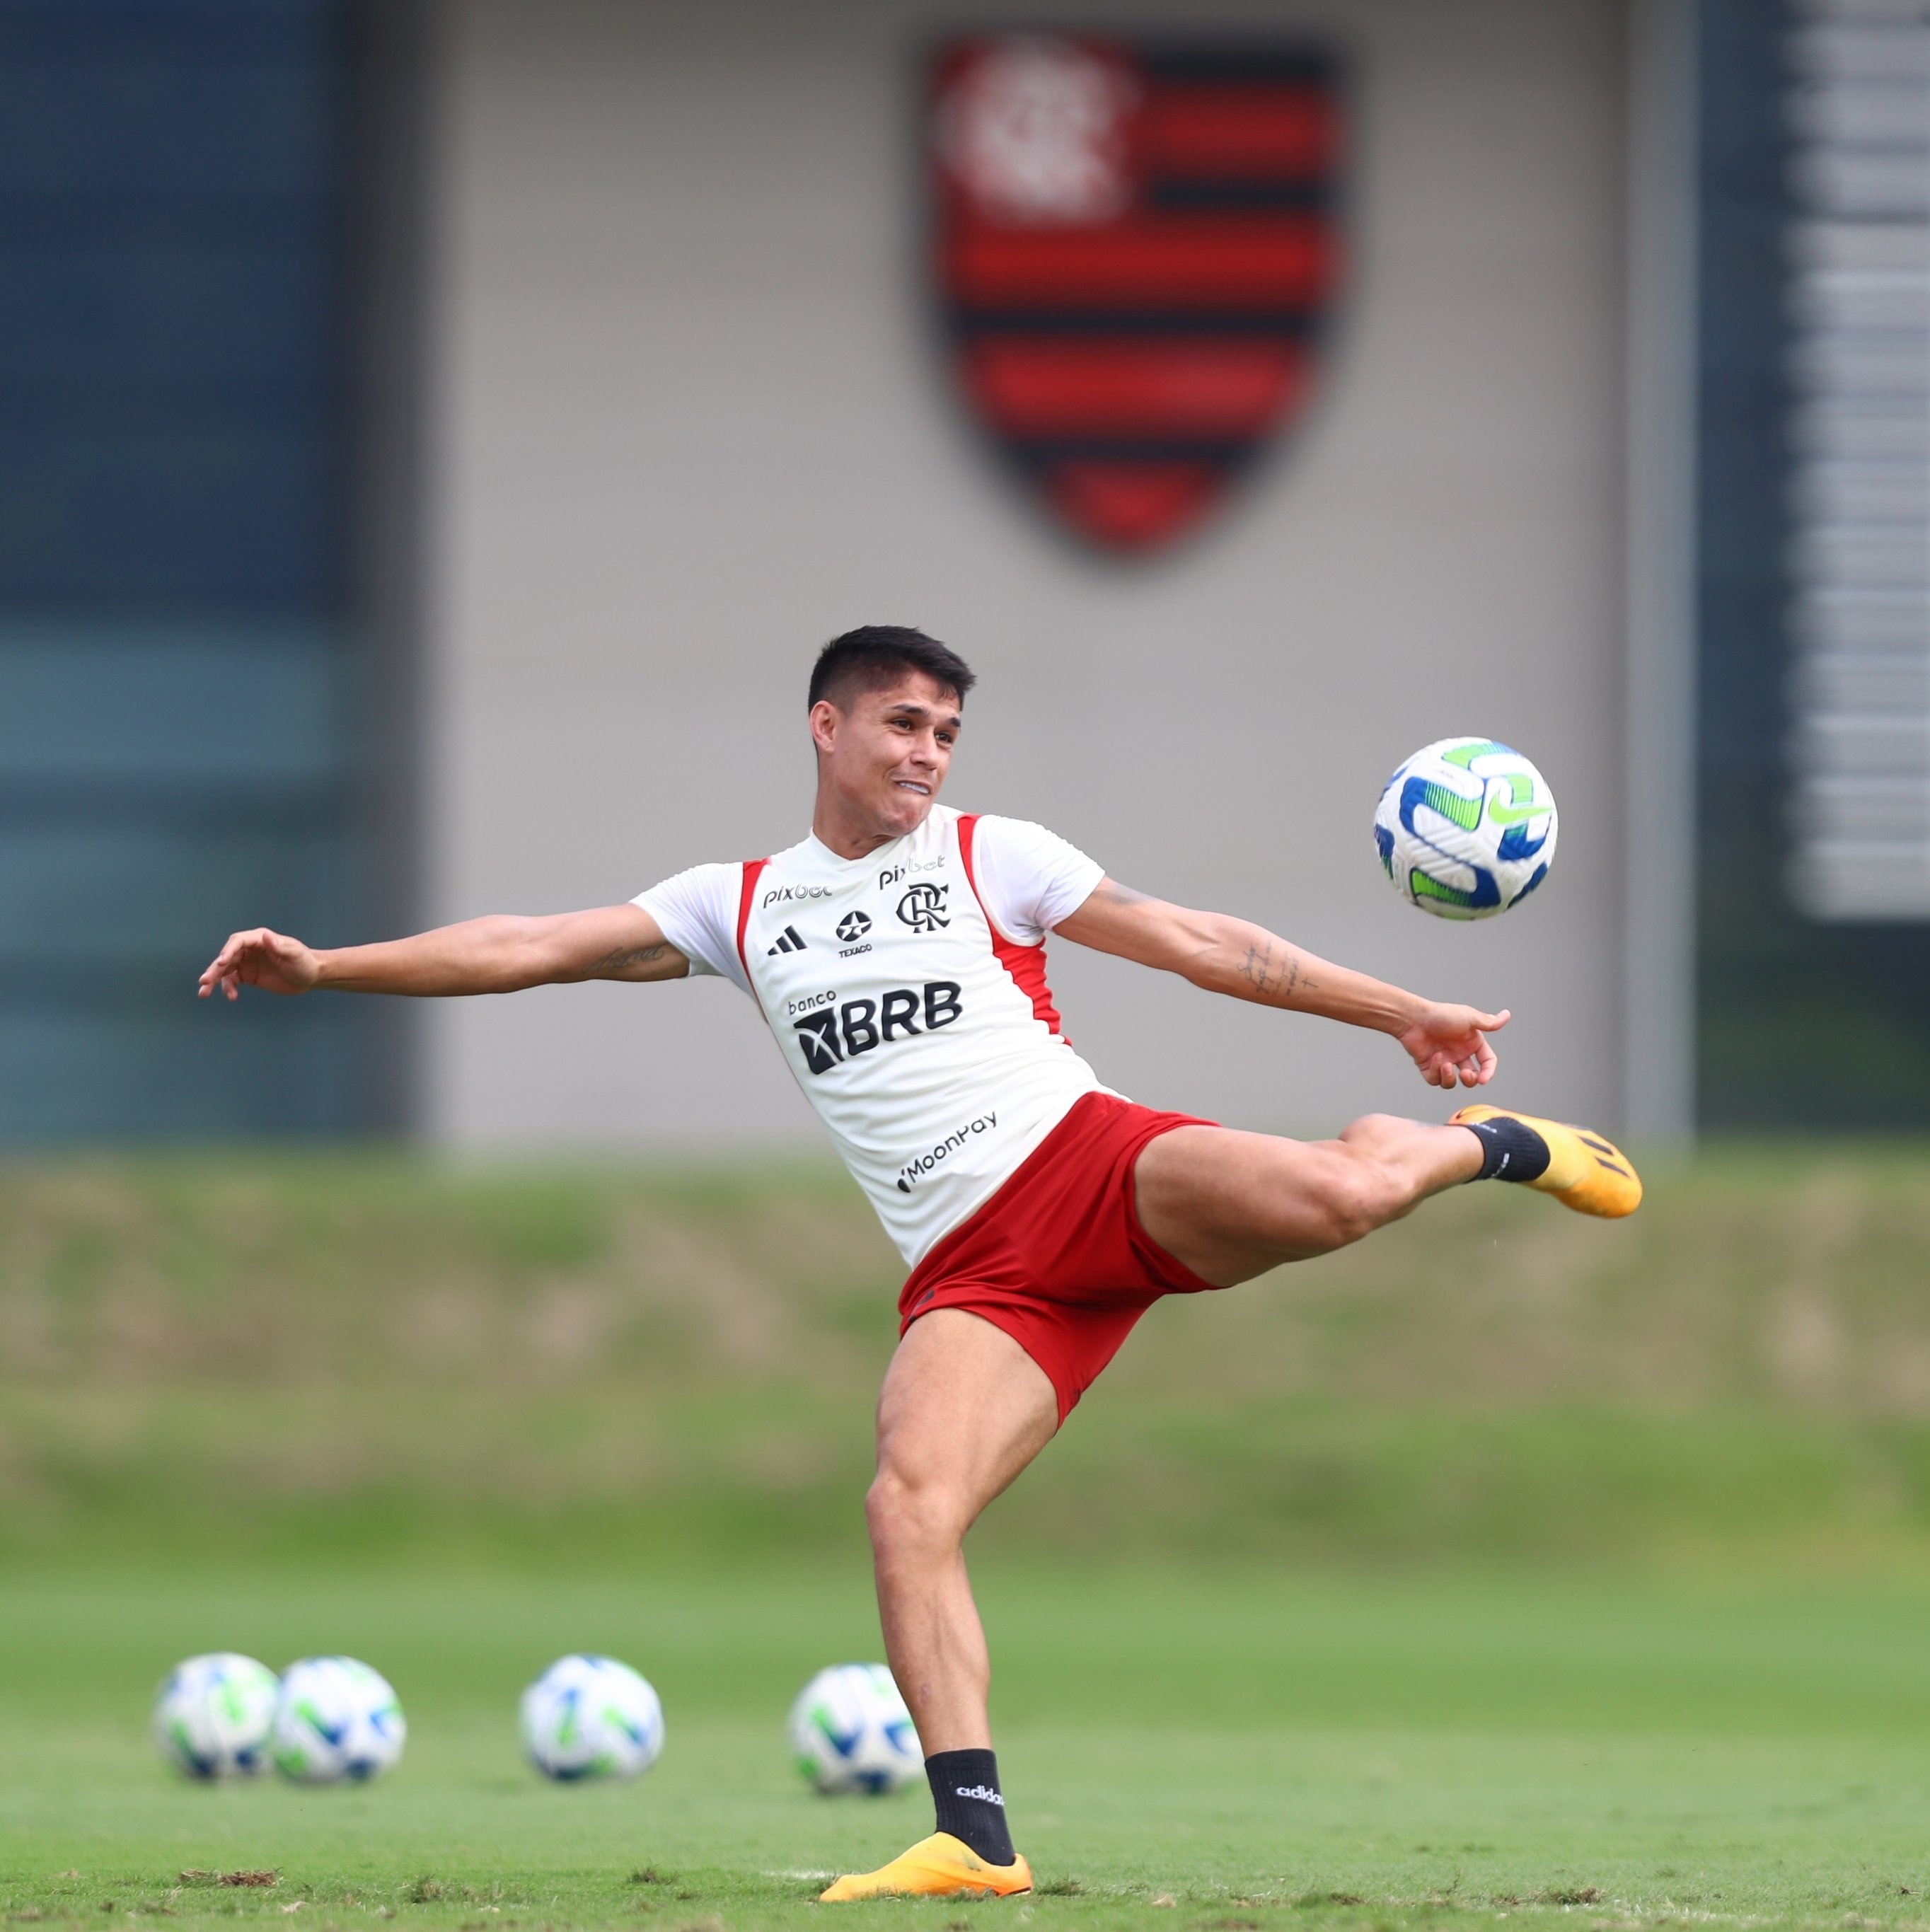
{"left": 817, "top": 1832, "right": 1034, "bottom": 1902}
{"left": 1450, "top": 1104, "right": 1643, "bottom": 1218}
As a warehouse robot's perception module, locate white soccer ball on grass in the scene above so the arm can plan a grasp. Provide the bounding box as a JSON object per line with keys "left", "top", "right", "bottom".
{"left": 1373, "top": 736, "right": 1558, "bottom": 920}
{"left": 787, "top": 1662, "right": 921, "bottom": 1795}
{"left": 520, "top": 1653, "right": 665, "bottom": 1781}
{"left": 153, "top": 1653, "right": 281, "bottom": 1779}
{"left": 271, "top": 1655, "right": 406, "bottom": 1783}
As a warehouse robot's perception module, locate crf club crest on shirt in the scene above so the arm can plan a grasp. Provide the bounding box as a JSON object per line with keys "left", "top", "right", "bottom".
{"left": 930, "top": 32, "right": 1346, "bottom": 555}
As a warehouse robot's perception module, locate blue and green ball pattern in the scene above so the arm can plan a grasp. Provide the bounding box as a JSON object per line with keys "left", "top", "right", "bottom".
{"left": 520, "top": 1653, "right": 664, "bottom": 1782}
{"left": 152, "top": 1653, "right": 281, "bottom": 1779}
{"left": 271, "top": 1655, "right": 407, "bottom": 1783}
{"left": 1373, "top": 737, "right": 1556, "bottom": 920}
{"left": 786, "top": 1662, "right": 921, "bottom": 1796}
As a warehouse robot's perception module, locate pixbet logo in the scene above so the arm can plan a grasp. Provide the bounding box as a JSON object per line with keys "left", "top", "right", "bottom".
{"left": 878, "top": 856, "right": 945, "bottom": 891}
{"left": 896, "top": 883, "right": 949, "bottom": 931}
{"left": 763, "top": 884, "right": 833, "bottom": 909}
{"left": 792, "top": 981, "right": 961, "bottom": 1075}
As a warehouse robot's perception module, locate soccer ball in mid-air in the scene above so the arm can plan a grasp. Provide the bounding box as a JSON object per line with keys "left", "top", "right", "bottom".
{"left": 520, "top": 1654, "right": 665, "bottom": 1781}
{"left": 787, "top": 1662, "right": 921, "bottom": 1795}
{"left": 271, "top": 1656, "right": 406, "bottom": 1783}
{"left": 153, "top": 1653, "right": 281, "bottom": 1779}
{"left": 1374, "top": 736, "right": 1558, "bottom": 920}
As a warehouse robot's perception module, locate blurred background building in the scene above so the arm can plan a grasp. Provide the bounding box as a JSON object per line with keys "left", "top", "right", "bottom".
{"left": 0, "top": 0, "right": 1919, "bottom": 1150}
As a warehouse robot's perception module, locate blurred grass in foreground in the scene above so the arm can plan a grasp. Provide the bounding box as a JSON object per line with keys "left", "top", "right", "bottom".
{"left": 4, "top": 1145, "right": 1930, "bottom": 1568}
{"left": 10, "top": 1568, "right": 1930, "bottom": 1928}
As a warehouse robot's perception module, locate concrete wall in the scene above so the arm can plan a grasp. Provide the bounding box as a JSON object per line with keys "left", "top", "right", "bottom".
{"left": 416, "top": 0, "right": 1629, "bottom": 1150}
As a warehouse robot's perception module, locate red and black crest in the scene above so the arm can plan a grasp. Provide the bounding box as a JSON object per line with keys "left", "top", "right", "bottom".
{"left": 930, "top": 33, "right": 1345, "bottom": 555}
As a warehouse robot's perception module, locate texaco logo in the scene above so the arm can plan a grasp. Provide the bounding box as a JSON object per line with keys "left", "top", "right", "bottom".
{"left": 836, "top": 910, "right": 872, "bottom": 943}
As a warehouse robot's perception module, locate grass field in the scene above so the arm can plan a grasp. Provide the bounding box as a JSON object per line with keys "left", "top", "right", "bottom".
{"left": 6, "top": 1150, "right": 1930, "bottom": 1931}
{"left": 8, "top": 1566, "right": 1930, "bottom": 1932}
{"left": 9, "top": 1145, "right": 1930, "bottom": 1566}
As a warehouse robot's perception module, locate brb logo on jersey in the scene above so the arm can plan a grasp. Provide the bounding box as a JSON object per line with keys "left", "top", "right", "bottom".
{"left": 793, "top": 981, "right": 963, "bottom": 1075}
{"left": 896, "top": 883, "right": 949, "bottom": 931}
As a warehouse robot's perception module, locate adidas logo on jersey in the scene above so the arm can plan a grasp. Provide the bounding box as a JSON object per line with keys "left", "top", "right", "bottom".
{"left": 767, "top": 925, "right": 808, "bottom": 956}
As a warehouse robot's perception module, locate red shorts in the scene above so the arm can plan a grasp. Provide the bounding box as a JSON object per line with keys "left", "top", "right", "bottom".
{"left": 897, "top": 1091, "right": 1220, "bottom": 1423}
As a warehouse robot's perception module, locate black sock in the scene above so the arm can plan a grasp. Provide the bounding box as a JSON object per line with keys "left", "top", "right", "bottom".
{"left": 1458, "top": 1115, "right": 1550, "bottom": 1184}
{"left": 925, "top": 1748, "right": 1015, "bottom": 1863}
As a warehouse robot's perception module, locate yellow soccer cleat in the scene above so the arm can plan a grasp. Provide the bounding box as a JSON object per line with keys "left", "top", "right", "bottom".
{"left": 817, "top": 1832, "right": 1034, "bottom": 1902}
{"left": 1450, "top": 1104, "right": 1643, "bottom": 1218}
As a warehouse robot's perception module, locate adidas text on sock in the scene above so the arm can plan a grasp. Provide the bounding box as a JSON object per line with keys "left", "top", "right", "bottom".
{"left": 925, "top": 1748, "right": 1015, "bottom": 1864}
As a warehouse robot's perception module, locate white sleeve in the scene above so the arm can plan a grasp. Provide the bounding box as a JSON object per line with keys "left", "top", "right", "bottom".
{"left": 970, "top": 816, "right": 1105, "bottom": 945}
{"left": 632, "top": 862, "right": 749, "bottom": 993}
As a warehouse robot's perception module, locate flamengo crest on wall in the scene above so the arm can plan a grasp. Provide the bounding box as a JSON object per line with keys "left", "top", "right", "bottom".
{"left": 930, "top": 33, "right": 1345, "bottom": 555}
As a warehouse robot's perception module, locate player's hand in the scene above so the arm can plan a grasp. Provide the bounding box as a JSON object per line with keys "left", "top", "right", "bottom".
{"left": 1396, "top": 1002, "right": 1508, "bottom": 1089}
{"left": 197, "top": 927, "right": 321, "bottom": 1001}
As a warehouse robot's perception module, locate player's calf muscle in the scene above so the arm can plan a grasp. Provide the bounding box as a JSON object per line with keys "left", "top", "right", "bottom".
{"left": 1281, "top": 1124, "right": 1478, "bottom": 1250}
{"left": 1261, "top": 1151, "right": 1407, "bottom": 1254}
{"left": 1300, "top": 1153, "right": 1406, "bottom": 1248}
{"left": 1137, "top": 1119, "right": 1467, "bottom": 1274}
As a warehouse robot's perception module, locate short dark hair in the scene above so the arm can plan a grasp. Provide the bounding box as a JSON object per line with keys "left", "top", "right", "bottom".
{"left": 808, "top": 625, "right": 976, "bottom": 711}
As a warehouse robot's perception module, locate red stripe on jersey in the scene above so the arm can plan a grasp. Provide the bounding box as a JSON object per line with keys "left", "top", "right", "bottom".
{"left": 957, "top": 814, "right": 1066, "bottom": 1039}
{"left": 736, "top": 857, "right": 770, "bottom": 1018}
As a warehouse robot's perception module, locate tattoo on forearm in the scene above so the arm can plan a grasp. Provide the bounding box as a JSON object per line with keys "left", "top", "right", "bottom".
{"left": 1237, "top": 939, "right": 1313, "bottom": 1000}
{"left": 1239, "top": 941, "right": 1283, "bottom": 994}
{"left": 593, "top": 942, "right": 668, "bottom": 972}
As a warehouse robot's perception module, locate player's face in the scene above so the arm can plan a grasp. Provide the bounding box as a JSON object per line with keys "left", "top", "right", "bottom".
{"left": 811, "top": 673, "right": 961, "bottom": 842}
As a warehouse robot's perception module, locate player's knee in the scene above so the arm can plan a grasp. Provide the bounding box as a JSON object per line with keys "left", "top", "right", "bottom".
{"left": 1319, "top": 1152, "right": 1404, "bottom": 1246}
{"left": 865, "top": 1466, "right": 966, "bottom": 1559}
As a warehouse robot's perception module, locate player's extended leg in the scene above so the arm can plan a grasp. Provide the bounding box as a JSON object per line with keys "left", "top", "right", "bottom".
{"left": 818, "top": 1309, "right": 1053, "bottom": 1902}
{"left": 1136, "top": 1109, "right": 1638, "bottom": 1288}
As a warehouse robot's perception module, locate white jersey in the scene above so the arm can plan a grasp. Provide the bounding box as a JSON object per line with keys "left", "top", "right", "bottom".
{"left": 636, "top": 806, "right": 1111, "bottom": 1263}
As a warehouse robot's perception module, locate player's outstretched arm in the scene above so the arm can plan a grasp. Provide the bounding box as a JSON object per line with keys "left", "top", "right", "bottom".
{"left": 197, "top": 904, "right": 688, "bottom": 1002}
{"left": 1053, "top": 878, "right": 1508, "bottom": 1090}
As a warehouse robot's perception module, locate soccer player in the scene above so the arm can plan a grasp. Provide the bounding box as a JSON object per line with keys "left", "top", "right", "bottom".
{"left": 199, "top": 625, "right": 1640, "bottom": 1900}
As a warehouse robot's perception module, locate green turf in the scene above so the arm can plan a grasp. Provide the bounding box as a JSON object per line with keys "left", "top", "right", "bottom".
{"left": 10, "top": 1148, "right": 1930, "bottom": 1930}
{"left": 10, "top": 1145, "right": 1930, "bottom": 1568}
{"left": 4, "top": 1565, "right": 1930, "bottom": 1932}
